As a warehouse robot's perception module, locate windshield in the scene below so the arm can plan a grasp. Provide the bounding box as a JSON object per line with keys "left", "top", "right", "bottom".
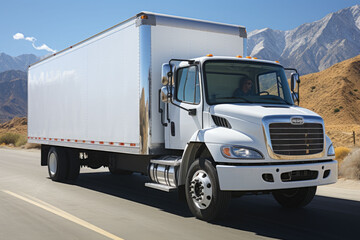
{"left": 203, "top": 60, "right": 294, "bottom": 105}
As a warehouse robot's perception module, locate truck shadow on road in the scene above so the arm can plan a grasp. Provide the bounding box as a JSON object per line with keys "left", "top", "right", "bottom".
{"left": 71, "top": 171, "right": 360, "bottom": 240}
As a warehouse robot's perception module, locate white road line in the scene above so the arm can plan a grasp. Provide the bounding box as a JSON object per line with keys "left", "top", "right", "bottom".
{"left": 2, "top": 190, "right": 124, "bottom": 240}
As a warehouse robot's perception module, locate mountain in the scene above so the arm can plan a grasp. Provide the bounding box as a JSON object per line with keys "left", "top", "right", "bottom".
{"left": 0, "top": 53, "right": 40, "bottom": 72}
{"left": 300, "top": 54, "right": 360, "bottom": 146}
{"left": 0, "top": 70, "right": 27, "bottom": 123}
{"left": 248, "top": 5, "right": 360, "bottom": 75}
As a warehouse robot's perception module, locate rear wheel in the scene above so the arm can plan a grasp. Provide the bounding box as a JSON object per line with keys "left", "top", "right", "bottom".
{"left": 185, "top": 159, "right": 231, "bottom": 221}
{"left": 272, "top": 186, "right": 317, "bottom": 208}
{"left": 47, "top": 147, "right": 68, "bottom": 182}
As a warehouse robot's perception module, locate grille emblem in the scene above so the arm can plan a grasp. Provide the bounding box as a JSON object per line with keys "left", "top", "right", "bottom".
{"left": 290, "top": 117, "right": 304, "bottom": 125}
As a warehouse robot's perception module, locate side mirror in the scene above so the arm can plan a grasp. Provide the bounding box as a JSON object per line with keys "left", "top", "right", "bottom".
{"left": 292, "top": 92, "right": 299, "bottom": 103}
{"left": 161, "top": 63, "right": 171, "bottom": 85}
{"left": 160, "top": 86, "right": 172, "bottom": 103}
{"left": 291, "top": 73, "right": 300, "bottom": 92}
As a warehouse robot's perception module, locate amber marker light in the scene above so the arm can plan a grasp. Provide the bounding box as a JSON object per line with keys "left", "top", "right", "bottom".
{"left": 246, "top": 56, "right": 252, "bottom": 59}
{"left": 141, "top": 15, "right": 148, "bottom": 19}
{"left": 206, "top": 54, "right": 213, "bottom": 57}
{"left": 222, "top": 147, "right": 231, "bottom": 157}
{"left": 236, "top": 55, "right": 242, "bottom": 58}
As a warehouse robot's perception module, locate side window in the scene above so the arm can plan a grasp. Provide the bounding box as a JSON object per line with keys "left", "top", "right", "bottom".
{"left": 176, "top": 66, "right": 200, "bottom": 104}
{"left": 258, "top": 72, "right": 284, "bottom": 98}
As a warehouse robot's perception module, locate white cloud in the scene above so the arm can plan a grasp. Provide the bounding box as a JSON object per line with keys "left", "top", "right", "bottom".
{"left": 25, "top": 37, "right": 36, "bottom": 42}
{"left": 13, "top": 32, "right": 56, "bottom": 54}
{"left": 33, "top": 43, "right": 56, "bottom": 53}
{"left": 13, "top": 33, "right": 25, "bottom": 40}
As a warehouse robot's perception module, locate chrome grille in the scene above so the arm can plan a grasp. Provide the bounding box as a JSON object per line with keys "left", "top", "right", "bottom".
{"left": 269, "top": 123, "right": 324, "bottom": 156}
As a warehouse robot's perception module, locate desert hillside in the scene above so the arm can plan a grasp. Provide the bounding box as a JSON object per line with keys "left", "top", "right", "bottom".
{"left": 0, "top": 117, "right": 27, "bottom": 135}
{"left": 300, "top": 54, "right": 360, "bottom": 147}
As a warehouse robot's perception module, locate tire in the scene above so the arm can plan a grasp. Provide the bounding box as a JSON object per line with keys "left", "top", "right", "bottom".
{"left": 66, "top": 149, "right": 80, "bottom": 180}
{"left": 47, "top": 147, "right": 68, "bottom": 182}
{"left": 185, "top": 159, "right": 231, "bottom": 221}
{"left": 272, "top": 186, "right": 317, "bottom": 208}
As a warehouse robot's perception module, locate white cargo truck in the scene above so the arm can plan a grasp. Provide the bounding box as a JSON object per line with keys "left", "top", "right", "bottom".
{"left": 28, "top": 12, "right": 337, "bottom": 221}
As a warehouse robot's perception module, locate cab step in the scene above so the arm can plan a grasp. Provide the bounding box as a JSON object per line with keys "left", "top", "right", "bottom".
{"left": 145, "top": 183, "right": 177, "bottom": 192}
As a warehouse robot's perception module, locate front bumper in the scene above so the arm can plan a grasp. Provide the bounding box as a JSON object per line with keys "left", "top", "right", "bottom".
{"left": 216, "top": 160, "right": 337, "bottom": 191}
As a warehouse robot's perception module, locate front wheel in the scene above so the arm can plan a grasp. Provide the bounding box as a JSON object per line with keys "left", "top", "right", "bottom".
{"left": 185, "top": 159, "right": 231, "bottom": 221}
{"left": 272, "top": 186, "right": 317, "bottom": 208}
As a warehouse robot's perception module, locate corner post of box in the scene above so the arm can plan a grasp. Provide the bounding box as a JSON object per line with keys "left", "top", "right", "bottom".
{"left": 138, "top": 17, "right": 153, "bottom": 154}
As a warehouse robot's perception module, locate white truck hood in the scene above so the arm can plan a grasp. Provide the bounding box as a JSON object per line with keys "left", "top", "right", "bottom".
{"left": 211, "top": 104, "right": 321, "bottom": 126}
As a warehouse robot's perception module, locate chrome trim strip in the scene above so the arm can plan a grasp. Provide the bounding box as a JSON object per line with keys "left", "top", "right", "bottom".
{"left": 262, "top": 115, "right": 325, "bottom": 160}
{"left": 139, "top": 25, "right": 151, "bottom": 154}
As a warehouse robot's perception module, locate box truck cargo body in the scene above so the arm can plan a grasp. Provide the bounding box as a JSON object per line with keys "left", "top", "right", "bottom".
{"left": 28, "top": 12, "right": 337, "bottom": 221}
{"left": 28, "top": 13, "right": 246, "bottom": 155}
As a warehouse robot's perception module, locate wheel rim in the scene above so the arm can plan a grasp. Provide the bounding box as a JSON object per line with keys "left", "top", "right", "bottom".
{"left": 49, "top": 152, "right": 57, "bottom": 176}
{"left": 189, "top": 170, "right": 213, "bottom": 209}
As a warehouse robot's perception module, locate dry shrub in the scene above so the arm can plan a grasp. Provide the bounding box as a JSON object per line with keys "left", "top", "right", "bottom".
{"left": 0, "top": 133, "right": 20, "bottom": 145}
{"left": 25, "top": 143, "right": 41, "bottom": 149}
{"left": 339, "top": 149, "right": 360, "bottom": 180}
{"left": 15, "top": 135, "right": 27, "bottom": 147}
{"left": 335, "top": 147, "right": 351, "bottom": 165}
{"left": 0, "top": 133, "right": 28, "bottom": 147}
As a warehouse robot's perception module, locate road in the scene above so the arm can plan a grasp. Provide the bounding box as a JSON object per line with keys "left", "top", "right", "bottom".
{"left": 0, "top": 147, "right": 359, "bottom": 240}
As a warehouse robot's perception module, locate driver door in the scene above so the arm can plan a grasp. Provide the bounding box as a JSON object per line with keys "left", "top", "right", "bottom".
{"left": 165, "top": 65, "right": 202, "bottom": 150}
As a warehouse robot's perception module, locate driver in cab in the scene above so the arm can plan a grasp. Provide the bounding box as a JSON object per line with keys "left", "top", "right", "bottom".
{"left": 233, "top": 77, "right": 253, "bottom": 97}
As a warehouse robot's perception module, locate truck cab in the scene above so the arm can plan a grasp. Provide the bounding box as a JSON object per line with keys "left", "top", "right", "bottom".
{"left": 154, "top": 55, "right": 337, "bottom": 220}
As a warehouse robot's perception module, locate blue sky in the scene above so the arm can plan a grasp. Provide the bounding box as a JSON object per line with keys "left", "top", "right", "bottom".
{"left": 1, "top": 0, "right": 359, "bottom": 56}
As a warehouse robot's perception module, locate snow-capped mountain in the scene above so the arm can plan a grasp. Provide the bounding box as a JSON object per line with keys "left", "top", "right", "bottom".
{"left": 248, "top": 5, "right": 360, "bottom": 75}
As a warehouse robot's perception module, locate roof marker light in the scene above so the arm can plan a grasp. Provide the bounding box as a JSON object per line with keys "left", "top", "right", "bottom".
{"left": 253, "top": 57, "right": 258, "bottom": 59}
{"left": 236, "top": 55, "right": 242, "bottom": 58}
{"left": 275, "top": 61, "right": 280, "bottom": 63}
{"left": 141, "top": 15, "right": 148, "bottom": 20}
{"left": 246, "top": 56, "right": 252, "bottom": 59}
{"left": 206, "top": 54, "right": 213, "bottom": 57}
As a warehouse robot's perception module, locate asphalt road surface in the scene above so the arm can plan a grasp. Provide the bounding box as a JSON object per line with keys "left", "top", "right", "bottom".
{"left": 0, "top": 148, "right": 359, "bottom": 240}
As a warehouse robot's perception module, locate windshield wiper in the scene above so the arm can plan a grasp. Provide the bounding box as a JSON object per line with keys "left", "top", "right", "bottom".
{"left": 216, "top": 96, "right": 253, "bottom": 103}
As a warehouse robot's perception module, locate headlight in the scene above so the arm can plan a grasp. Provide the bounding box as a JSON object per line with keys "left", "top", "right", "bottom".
{"left": 221, "top": 146, "right": 263, "bottom": 159}
{"left": 327, "top": 144, "right": 335, "bottom": 156}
